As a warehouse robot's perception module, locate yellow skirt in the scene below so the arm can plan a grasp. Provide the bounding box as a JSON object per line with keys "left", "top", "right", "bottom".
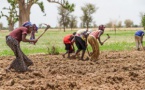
{"left": 87, "top": 36, "right": 100, "bottom": 61}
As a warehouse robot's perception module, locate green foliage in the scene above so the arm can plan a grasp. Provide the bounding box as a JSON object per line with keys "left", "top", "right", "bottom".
{"left": 63, "top": 1, "right": 75, "bottom": 12}
{"left": 48, "top": 0, "right": 75, "bottom": 12}
{"left": 80, "top": 3, "right": 97, "bottom": 28}
{"left": 141, "top": 15, "right": 145, "bottom": 30}
{"left": 0, "top": 29, "right": 140, "bottom": 56}
{"left": 69, "top": 15, "right": 77, "bottom": 29}
{"left": 47, "top": 46, "right": 60, "bottom": 55}
{"left": 35, "top": 1, "right": 45, "bottom": 12}
{"left": 57, "top": 6, "right": 72, "bottom": 31}
{"left": 0, "top": 0, "right": 19, "bottom": 30}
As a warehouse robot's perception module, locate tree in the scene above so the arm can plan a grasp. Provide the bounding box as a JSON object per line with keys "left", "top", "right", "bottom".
{"left": 80, "top": 3, "right": 97, "bottom": 29}
{"left": 18, "top": 0, "right": 74, "bottom": 26}
{"left": 69, "top": 15, "right": 77, "bottom": 30}
{"left": 93, "top": 21, "right": 97, "bottom": 28}
{"left": 106, "top": 21, "right": 113, "bottom": 28}
{"left": 141, "top": 15, "right": 145, "bottom": 30}
{"left": 18, "top": 0, "right": 45, "bottom": 26}
{"left": 0, "top": 0, "right": 18, "bottom": 31}
{"left": 0, "top": 23, "right": 3, "bottom": 30}
{"left": 117, "top": 21, "right": 122, "bottom": 28}
{"left": 57, "top": 6, "right": 73, "bottom": 32}
{"left": 47, "top": 0, "right": 75, "bottom": 12}
{"left": 124, "top": 19, "right": 133, "bottom": 28}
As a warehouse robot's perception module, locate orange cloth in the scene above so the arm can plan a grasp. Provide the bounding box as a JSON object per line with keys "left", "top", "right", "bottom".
{"left": 63, "top": 34, "right": 73, "bottom": 44}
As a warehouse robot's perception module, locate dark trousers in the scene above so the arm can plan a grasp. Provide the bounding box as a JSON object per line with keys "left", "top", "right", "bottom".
{"left": 6, "top": 36, "right": 33, "bottom": 72}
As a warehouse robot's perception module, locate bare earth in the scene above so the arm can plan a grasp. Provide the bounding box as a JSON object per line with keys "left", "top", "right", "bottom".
{"left": 0, "top": 51, "right": 145, "bottom": 90}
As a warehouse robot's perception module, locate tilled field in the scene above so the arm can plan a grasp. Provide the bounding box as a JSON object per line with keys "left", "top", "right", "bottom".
{"left": 0, "top": 51, "right": 145, "bottom": 90}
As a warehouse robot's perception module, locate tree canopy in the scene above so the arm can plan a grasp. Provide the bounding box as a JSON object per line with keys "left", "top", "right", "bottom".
{"left": 80, "top": 3, "right": 97, "bottom": 29}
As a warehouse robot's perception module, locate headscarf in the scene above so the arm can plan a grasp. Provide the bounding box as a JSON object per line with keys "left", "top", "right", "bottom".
{"left": 98, "top": 25, "right": 105, "bottom": 31}
{"left": 22, "top": 21, "right": 33, "bottom": 27}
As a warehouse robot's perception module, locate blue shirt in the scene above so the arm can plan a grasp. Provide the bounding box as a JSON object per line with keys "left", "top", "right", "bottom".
{"left": 135, "top": 30, "right": 144, "bottom": 36}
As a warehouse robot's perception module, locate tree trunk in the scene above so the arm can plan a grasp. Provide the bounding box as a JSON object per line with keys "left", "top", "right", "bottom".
{"left": 9, "top": 24, "right": 14, "bottom": 31}
{"left": 19, "top": 1, "right": 31, "bottom": 27}
{"left": 63, "top": 26, "right": 66, "bottom": 32}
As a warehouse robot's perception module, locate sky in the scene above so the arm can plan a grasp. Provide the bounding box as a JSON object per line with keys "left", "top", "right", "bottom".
{"left": 0, "top": 0, "right": 145, "bottom": 28}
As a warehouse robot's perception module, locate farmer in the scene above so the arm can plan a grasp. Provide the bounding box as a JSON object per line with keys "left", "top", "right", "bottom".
{"left": 29, "top": 24, "right": 38, "bottom": 44}
{"left": 72, "top": 29, "right": 92, "bottom": 60}
{"left": 62, "top": 32, "right": 76, "bottom": 58}
{"left": 5, "top": 21, "right": 37, "bottom": 72}
{"left": 87, "top": 25, "right": 105, "bottom": 61}
{"left": 135, "top": 30, "right": 145, "bottom": 51}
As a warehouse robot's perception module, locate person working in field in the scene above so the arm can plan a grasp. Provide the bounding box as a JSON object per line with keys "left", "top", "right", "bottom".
{"left": 87, "top": 25, "right": 105, "bottom": 61}
{"left": 72, "top": 29, "right": 92, "bottom": 60}
{"left": 62, "top": 32, "right": 76, "bottom": 58}
{"left": 29, "top": 24, "right": 38, "bottom": 44}
{"left": 6, "top": 21, "right": 38, "bottom": 72}
{"left": 135, "top": 30, "right": 145, "bottom": 51}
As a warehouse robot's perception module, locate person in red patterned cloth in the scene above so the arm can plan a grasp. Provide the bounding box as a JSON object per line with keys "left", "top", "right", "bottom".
{"left": 87, "top": 25, "right": 105, "bottom": 61}
{"left": 62, "top": 32, "right": 76, "bottom": 58}
{"left": 5, "top": 21, "right": 38, "bottom": 72}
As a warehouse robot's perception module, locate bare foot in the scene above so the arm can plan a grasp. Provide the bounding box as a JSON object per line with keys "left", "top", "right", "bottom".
{"left": 5, "top": 68, "right": 11, "bottom": 72}
{"left": 62, "top": 54, "right": 65, "bottom": 58}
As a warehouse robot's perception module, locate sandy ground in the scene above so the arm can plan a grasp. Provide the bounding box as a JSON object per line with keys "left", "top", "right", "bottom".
{"left": 0, "top": 51, "right": 145, "bottom": 90}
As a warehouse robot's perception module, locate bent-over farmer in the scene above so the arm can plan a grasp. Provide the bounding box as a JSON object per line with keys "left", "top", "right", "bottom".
{"left": 62, "top": 32, "right": 76, "bottom": 58}
{"left": 72, "top": 29, "right": 92, "bottom": 60}
{"left": 135, "top": 30, "right": 144, "bottom": 51}
{"left": 87, "top": 25, "right": 105, "bottom": 61}
{"left": 6, "top": 21, "right": 37, "bottom": 72}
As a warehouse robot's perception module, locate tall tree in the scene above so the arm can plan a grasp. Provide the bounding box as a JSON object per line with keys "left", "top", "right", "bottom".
{"left": 93, "top": 21, "right": 97, "bottom": 28}
{"left": 141, "top": 15, "right": 145, "bottom": 30}
{"left": 0, "top": 23, "right": 3, "bottom": 30}
{"left": 18, "top": 0, "right": 44, "bottom": 26}
{"left": 124, "top": 19, "right": 133, "bottom": 28}
{"left": 57, "top": 6, "right": 73, "bottom": 32}
{"left": 106, "top": 21, "right": 113, "bottom": 28}
{"left": 80, "top": 3, "right": 97, "bottom": 29}
{"left": 69, "top": 15, "right": 77, "bottom": 30}
{"left": 0, "top": 0, "right": 18, "bottom": 31}
{"left": 14, "top": 0, "right": 74, "bottom": 26}
{"left": 117, "top": 21, "right": 122, "bottom": 28}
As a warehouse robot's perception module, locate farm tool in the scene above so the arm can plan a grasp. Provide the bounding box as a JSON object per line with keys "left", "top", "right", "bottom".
{"left": 36, "top": 23, "right": 50, "bottom": 40}
{"left": 103, "top": 34, "right": 110, "bottom": 43}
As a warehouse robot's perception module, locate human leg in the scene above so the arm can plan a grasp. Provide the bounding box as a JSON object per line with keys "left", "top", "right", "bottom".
{"left": 6, "top": 36, "right": 28, "bottom": 72}
{"left": 88, "top": 36, "right": 99, "bottom": 61}
{"left": 135, "top": 36, "right": 140, "bottom": 50}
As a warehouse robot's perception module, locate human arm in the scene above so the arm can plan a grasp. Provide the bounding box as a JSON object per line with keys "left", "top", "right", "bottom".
{"left": 22, "top": 34, "right": 37, "bottom": 43}
{"left": 140, "top": 35, "right": 145, "bottom": 50}
{"left": 98, "top": 31, "right": 104, "bottom": 45}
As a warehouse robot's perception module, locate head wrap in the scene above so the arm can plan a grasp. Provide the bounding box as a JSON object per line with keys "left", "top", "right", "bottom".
{"left": 33, "top": 24, "right": 38, "bottom": 31}
{"left": 22, "top": 21, "right": 33, "bottom": 27}
{"left": 98, "top": 25, "right": 105, "bottom": 31}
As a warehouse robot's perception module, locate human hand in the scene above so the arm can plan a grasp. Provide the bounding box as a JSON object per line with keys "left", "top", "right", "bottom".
{"left": 33, "top": 39, "right": 38, "bottom": 45}
{"left": 100, "top": 42, "right": 104, "bottom": 45}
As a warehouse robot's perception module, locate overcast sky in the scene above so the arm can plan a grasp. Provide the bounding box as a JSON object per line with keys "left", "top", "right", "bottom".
{"left": 0, "top": 0, "right": 145, "bottom": 27}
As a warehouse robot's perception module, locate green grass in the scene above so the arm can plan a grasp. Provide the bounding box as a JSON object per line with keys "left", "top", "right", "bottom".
{"left": 0, "top": 29, "right": 141, "bottom": 56}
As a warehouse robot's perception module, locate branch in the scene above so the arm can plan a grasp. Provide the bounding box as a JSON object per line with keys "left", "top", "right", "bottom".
{"left": 47, "top": 0, "right": 74, "bottom": 11}
{"left": 1, "top": 11, "right": 9, "bottom": 19}
{"left": 48, "top": 0, "right": 65, "bottom": 7}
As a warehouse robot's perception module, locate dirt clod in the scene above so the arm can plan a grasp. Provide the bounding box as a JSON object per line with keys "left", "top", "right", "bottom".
{"left": 0, "top": 51, "right": 145, "bottom": 89}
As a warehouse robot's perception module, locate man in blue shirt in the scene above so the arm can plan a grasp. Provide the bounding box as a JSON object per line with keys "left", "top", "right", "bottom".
{"left": 135, "top": 30, "right": 144, "bottom": 51}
